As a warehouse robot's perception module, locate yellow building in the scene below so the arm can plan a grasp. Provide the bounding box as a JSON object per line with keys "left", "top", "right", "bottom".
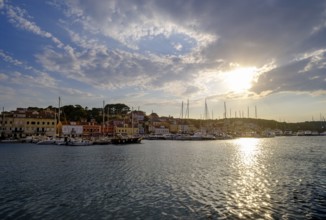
{"left": 24, "top": 111, "right": 56, "bottom": 136}
{"left": 0, "top": 109, "right": 56, "bottom": 138}
{"left": 115, "top": 125, "right": 139, "bottom": 136}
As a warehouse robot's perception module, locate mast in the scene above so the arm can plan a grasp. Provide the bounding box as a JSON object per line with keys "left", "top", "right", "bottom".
{"left": 1, "top": 107, "right": 4, "bottom": 138}
{"left": 181, "top": 101, "right": 184, "bottom": 133}
{"left": 58, "top": 97, "right": 61, "bottom": 123}
{"left": 187, "top": 99, "right": 189, "bottom": 119}
{"left": 180, "top": 101, "right": 184, "bottom": 119}
{"left": 255, "top": 105, "right": 257, "bottom": 119}
{"left": 131, "top": 107, "right": 134, "bottom": 136}
{"left": 247, "top": 106, "right": 249, "bottom": 118}
{"left": 103, "top": 100, "right": 105, "bottom": 135}
{"left": 54, "top": 109, "right": 57, "bottom": 138}
{"left": 205, "top": 99, "right": 208, "bottom": 120}
{"left": 59, "top": 97, "right": 61, "bottom": 136}
{"left": 185, "top": 99, "right": 189, "bottom": 119}
{"left": 224, "top": 102, "right": 227, "bottom": 119}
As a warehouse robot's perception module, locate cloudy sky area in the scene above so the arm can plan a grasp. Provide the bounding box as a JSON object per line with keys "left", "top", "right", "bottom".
{"left": 0, "top": 0, "right": 325, "bottom": 122}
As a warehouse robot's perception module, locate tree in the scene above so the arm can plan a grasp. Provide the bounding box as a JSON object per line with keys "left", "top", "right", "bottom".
{"left": 105, "top": 103, "right": 130, "bottom": 117}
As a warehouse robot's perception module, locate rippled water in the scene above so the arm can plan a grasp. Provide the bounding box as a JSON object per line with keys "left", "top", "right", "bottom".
{"left": 0, "top": 137, "right": 325, "bottom": 219}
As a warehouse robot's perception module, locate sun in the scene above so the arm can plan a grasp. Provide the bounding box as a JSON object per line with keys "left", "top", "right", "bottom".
{"left": 224, "top": 66, "right": 257, "bottom": 93}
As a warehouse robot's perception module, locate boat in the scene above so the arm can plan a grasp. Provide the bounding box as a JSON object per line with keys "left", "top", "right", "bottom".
{"left": 191, "top": 132, "right": 216, "bottom": 140}
{"left": 37, "top": 138, "right": 56, "bottom": 145}
{"left": 111, "top": 133, "right": 142, "bottom": 145}
{"left": 93, "top": 137, "right": 111, "bottom": 145}
{"left": 0, "top": 138, "right": 21, "bottom": 143}
{"left": 174, "top": 134, "right": 193, "bottom": 140}
{"left": 145, "top": 134, "right": 167, "bottom": 140}
{"left": 66, "top": 138, "right": 93, "bottom": 146}
{"left": 36, "top": 136, "right": 66, "bottom": 145}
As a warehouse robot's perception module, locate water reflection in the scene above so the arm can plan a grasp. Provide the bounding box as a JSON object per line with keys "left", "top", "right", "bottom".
{"left": 236, "top": 138, "right": 260, "bottom": 166}
{"left": 228, "top": 138, "right": 273, "bottom": 219}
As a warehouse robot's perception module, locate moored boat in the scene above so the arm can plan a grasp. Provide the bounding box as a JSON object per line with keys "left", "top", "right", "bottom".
{"left": 0, "top": 138, "right": 21, "bottom": 143}
{"left": 111, "top": 133, "right": 142, "bottom": 145}
{"left": 66, "top": 138, "right": 93, "bottom": 146}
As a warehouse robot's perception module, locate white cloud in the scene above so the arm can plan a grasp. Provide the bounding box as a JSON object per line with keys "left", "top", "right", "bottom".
{"left": 294, "top": 49, "right": 326, "bottom": 73}
{"left": 0, "top": 73, "right": 8, "bottom": 80}
{"left": 0, "top": 50, "right": 23, "bottom": 66}
{"left": 62, "top": 0, "right": 216, "bottom": 51}
{"left": 0, "top": 85, "right": 15, "bottom": 101}
{"left": 173, "top": 42, "right": 183, "bottom": 51}
{"left": 0, "top": 0, "right": 4, "bottom": 9}
{"left": 5, "top": 3, "right": 64, "bottom": 48}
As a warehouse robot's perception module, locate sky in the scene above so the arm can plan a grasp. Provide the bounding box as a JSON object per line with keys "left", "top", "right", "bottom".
{"left": 0, "top": 0, "right": 325, "bottom": 122}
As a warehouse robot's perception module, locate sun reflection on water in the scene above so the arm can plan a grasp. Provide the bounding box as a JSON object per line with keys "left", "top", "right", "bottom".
{"left": 236, "top": 138, "right": 260, "bottom": 166}
{"left": 227, "top": 138, "right": 272, "bottom": 219}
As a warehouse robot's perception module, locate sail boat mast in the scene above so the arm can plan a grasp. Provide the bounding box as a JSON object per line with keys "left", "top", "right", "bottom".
{"left": 1, "top": 107, "right": 4, "bottom": 138}
{"left": 102, "top": 100, "right": 105, "bottom": 135}
{"left": 58, "top": 97, "right": 61, "bottom": 123}
{"left": 224, "top": 102, "right": 227, "bottom": 119}
{"left": 131, "top": 107, "right": 134, "bottom": 136}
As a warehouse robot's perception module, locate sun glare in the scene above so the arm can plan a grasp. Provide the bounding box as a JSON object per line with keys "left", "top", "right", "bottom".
{"left": 224, "top": 67, "right": 257, "bottom": 93}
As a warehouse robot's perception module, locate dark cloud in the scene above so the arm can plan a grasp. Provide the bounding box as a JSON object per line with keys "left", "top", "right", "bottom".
{"left": 251, "top": 55, "right": 326, "bottom": 95}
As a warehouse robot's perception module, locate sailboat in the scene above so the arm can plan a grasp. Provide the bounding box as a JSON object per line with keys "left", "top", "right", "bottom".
{"left": 188, "top": 99, "right": 216, "bottom": 140}
{"left": 93, "top": 101, "right": 111, "bottom": 145}
{"left": 37, "top": 97, "right": 65, "bottom": 145}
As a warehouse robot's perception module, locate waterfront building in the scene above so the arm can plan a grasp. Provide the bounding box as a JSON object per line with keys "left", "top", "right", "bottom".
{"left": 115, "top": 124, "right": 139, "bottom": 136}
{"left": 169, "top": 124, "right": 179, "bottom": 133}
{"left": 24, "top": 110, "right": 56, "bottom": 137}
{"left": 153, "top": 126, "right": 170, "bottom": 135}
{"left": 0, "top": 108, "right": 55, "bottom": 138}
{"left": 82, "top": 123, "right": 101, "bottom": 137}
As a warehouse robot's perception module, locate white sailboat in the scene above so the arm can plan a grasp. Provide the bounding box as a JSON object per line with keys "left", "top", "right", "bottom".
{"left": 37, "top": 97, "right": 65, "bottom": 145}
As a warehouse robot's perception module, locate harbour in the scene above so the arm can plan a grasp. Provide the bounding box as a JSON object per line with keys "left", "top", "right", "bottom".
{"left": 0, "top": 136, "right": 325, "bottom": 219}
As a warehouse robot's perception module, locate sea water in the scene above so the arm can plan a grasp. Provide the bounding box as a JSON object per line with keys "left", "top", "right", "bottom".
{"left": 0, "top": 136, "right": 325, "bottom": 219}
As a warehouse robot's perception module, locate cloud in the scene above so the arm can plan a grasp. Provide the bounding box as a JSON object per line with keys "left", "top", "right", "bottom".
{"left": 2, "top": 0, "right": 326, "bottom": 115}
{"left": 0, "top": 73, "right": 8, "bottom": 80}
{"left": 0, "top": 85, "right": 15, "bottom": 100}
{"left": 17, "top": 0, "right": 326, "bottom": 101}
{"left": 4, "top": 3, "right": 64, "bottom": 48}
{"left": 251, "top": 51, "right": 326, "bottom": 95}
{"left": 0, "top": 0, "right": 4, "bottom": 9}
{"left": 61, "top": 0, "right": 216, "bottom": 51}
{"left": 0, "top": 50, "right": 23, "bottom": 66}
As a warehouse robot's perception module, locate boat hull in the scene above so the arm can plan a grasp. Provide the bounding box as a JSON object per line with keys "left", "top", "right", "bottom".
{"left": 111, "top": 137, "right": 141, "bottom": 145}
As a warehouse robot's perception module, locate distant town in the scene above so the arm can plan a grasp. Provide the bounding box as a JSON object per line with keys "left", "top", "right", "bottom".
{"left": 1, "top": 103, "right": 326, "bottom": 141}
